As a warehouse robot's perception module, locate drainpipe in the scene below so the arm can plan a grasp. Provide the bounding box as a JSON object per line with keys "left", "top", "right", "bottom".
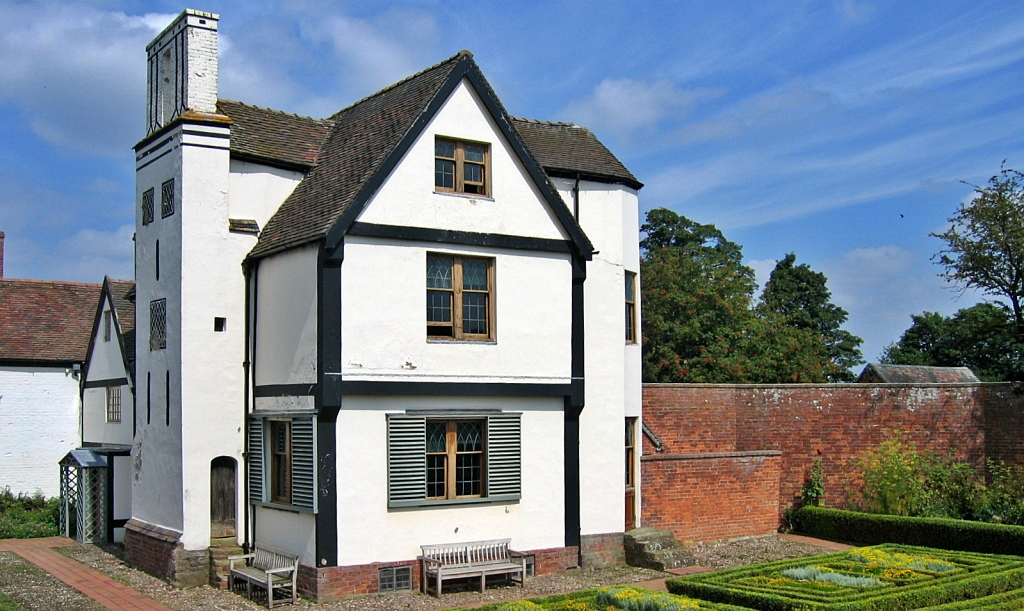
{"left": 242, "top": 263, "right": 253, "bottom": 554}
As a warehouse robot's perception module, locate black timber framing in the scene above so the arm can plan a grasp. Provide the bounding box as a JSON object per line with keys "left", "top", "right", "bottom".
{"left": 348, "top": 223, "right": 574, "bottom": 254}
{"left": 315, "top": 245, "right": 342, "bottom": 567}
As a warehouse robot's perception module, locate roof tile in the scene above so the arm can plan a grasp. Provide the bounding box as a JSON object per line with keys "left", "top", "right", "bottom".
{"left": 0, "top": 278, "right": 102, "bottom": 363}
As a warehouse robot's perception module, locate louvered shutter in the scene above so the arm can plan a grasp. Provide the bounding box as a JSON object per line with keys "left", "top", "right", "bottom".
{"left": 387, "top": 415, "right": 426, "bottom": 507}
{"left": 291, "top": 417, "right": 317, "bottom": 511}
{"left": 248, "top": 417, "right": 264, "bottom": 504}
{"left": 487, "top": 413, "right": 521, "bottom": 499}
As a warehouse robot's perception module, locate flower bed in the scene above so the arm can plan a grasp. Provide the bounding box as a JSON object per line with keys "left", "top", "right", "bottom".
{"left": 665, "top": 544, "right": 1024, "bottom": 611}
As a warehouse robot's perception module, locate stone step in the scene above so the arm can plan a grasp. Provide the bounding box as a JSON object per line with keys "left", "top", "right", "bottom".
{"left": 624, "top": 527, "right": 694, "bottom": 571}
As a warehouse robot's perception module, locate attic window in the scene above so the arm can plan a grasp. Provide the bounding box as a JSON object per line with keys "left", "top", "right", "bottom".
{"left": 435, "top": 139, "right": 489, "bottom": 196}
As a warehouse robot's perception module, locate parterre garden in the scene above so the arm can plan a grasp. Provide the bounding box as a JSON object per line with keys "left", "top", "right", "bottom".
{"left": 468, "top": 545, "right": 1024, "bottom": 611}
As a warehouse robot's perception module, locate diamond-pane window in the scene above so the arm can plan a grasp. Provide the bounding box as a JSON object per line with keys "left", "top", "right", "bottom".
{"left": 149, "top": 299, "right": 166, "bottom": 351}
{"left": 160, "top": 179, "right": 175, "bottom": 218}
{"left": 141, "top": 188, "right": 155, "bottom": 225}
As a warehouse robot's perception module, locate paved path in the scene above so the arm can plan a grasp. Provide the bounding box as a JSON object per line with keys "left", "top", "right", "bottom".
{"left": 0, "top": 537, "right": 174, "bottom": 611}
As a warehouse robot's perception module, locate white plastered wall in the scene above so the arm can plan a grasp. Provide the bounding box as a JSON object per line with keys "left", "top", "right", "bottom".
{"left": 228, "top": 160, "right": 304, "bottom": 229}
{"left": 0, "top": 366, "right": 80, "bottom": 497}
{"left": 334, "top": 395, "right": 564, "bottom": 566}
{"left": 113, "top": 454, "right": 132, "bottom": 542}
{"left": 253, "top": 244, "right": 319, "bottom": 388}
{"left": 341, "top": 237, "right": 572, "bottom": 382}
{"left": 357, "top": 79, "right": 569, "bottom": 241}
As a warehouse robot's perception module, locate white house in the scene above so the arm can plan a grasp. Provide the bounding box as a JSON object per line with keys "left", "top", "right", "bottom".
{"left": 127, "top": 9, "right": 642, "bottom": 599}
{"left": 0, "top": 265, "right": 100, "bottom": 498}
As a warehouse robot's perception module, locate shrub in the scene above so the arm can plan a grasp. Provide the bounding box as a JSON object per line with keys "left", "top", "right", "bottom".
{"left": 857, "top": 432, "right": 931, "bottom": 516}
{"left": 923, "top": 451, "right": 986, "bottom": 520}
{"left": 984, "top": 460, "right": 1024, "bottom": 526}
{"left": 800, "top": 459, "right": 825, "bottom": 508}
{"left": 0, "top": 488, "right": 59, "bottom": 539}
{"left": 793, "top": 506, "right": 1024, "bottom": 556}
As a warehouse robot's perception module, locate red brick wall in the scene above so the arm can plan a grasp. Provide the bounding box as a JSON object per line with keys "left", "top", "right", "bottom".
{"left": 642, "top": 383, "right": 1024, "bottom": 539}
{"left": 125, "top": 523, "right": 176, "bottom": 582}
{"left": 641, "top": 451, "right": 781, "bottom": 543}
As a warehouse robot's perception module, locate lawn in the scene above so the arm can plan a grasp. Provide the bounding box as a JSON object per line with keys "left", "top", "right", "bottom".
{"left": 0, "top": 592, "right": 21, "bottom": 611}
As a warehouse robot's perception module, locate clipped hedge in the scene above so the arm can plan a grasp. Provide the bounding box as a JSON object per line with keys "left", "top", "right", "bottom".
{"left": 472, "top": 586, "right": 754, "bottom": 611}
{"left": 793, "top": 506, "right": 1024, "bottom": 556}
{"left": 914, "top": 586, "right": 1024, "bottom": 610}
{"left": 666, "top": 544, "right": 1024, "bottom": 611}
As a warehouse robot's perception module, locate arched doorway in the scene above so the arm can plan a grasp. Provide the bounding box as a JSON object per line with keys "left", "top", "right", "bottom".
{"left": 210, "top": 456, "right": 237, "bottom": 538}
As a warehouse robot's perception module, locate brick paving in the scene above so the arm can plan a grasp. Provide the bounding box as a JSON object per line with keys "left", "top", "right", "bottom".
{"left": 0, "top": 537, "right": 174, "bottom": 611}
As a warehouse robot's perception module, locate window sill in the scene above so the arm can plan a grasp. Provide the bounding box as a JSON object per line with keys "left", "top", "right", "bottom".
{"left": 388, "top": 494, "right": 520, "bottom": 511}
{"left": 427, "top": 339, "right": 497, "bottom": 345}
{"left": 433, "top": 191, "right": 495, "bottom": 202}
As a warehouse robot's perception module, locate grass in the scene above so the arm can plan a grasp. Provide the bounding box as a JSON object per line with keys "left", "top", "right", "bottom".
{"left": 0, "top": 591, "right": 22, "bottom": 611}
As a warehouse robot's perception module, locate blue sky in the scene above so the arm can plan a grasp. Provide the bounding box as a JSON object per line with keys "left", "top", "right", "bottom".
{"left": 2, "top": 1, "right": 1023, "bottom": 363}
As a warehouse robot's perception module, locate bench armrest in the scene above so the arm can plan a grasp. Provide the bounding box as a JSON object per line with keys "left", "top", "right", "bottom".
{"left": 228, "top": 553, "right": 255, "bottom": 570}
{"left": 419, "top": 556, "right": 442, "bottom": 568}
{"left": 265, "top": 566, "right": 297, "bottom": 576}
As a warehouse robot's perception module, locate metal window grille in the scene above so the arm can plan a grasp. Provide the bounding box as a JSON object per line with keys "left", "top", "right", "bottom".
{"left": 106, "top": 387, "right": 121, "bottom": 423}
{"left": 150, "top": 299, "right": 166, "bottom": 350}
{"left": 142, "top": 188, "right": 155, "bottom": 225}
{"left": 378, "top": 566, "right": 412, "bottom": 592}
{"left": 160, "top": 179, "right": 175, "bottom": 218}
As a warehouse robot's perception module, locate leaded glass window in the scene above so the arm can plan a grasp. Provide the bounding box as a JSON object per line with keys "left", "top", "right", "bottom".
{"left": 426, "top": 255, "right": 493, "bottom": 340}
{"left": 141, "top": 188, "right": 155, "bottom": 225}
{"left": 160, "top": 179, "right": 175, "bottom": 218}
{"left": 424, "top": 420, "right": 485, "bottom": 500}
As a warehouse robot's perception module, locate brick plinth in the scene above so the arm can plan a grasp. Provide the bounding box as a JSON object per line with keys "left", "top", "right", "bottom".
{"left": 124, "top": 520, "right": 209, "bottom": 588}
{"left": 296, "top": 545, "right": 579, "bottom": 601}
{"left": 580, "top": 532, "right": 624, "bottom": 567}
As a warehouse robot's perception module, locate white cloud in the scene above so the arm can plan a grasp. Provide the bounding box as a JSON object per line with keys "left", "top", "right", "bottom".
{"left": 832, "top": 0, "right": 875, "bottom": 23}
{"left": 0, "top": 4, "right": 173, "bottom": 156}
{"left": 747, "top": 258, "right": 778, "bottom": 294}
{"left": 563, "top": 79, "right": 724, "bottom": 143}
{"left": 6, "top": 225, "right": 134, "bottom": 282}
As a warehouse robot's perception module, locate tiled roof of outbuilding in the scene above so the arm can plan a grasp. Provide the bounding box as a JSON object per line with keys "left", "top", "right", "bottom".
{"left": 0, "top": 278, "right": 102, "bottom": 364}
{"left": 511, "top": 118, "right": 642, "bottom": 189}
{"left": 217, "top": 100, "right": 333, "bottom": 171}
{"left": 857, "top": 363, "right": 981, "bottom": 384}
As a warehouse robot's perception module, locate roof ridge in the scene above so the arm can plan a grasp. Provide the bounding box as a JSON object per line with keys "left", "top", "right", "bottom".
{"left": 218, "top": 99, "right": 332, "bottom": 125}
{"left": 327, "top": 52, "right": 465, "bottom": 120}
{"left": 0, "top": 278, "right": 102, "bottom": 288}
{"left": 511, "top": 116, "right": 578, "bottom": 128}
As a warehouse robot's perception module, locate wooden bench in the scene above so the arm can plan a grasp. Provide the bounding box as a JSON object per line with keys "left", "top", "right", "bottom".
{"left": 420, "top": 538, "right": 527, "bottom": 596}
{"left": 228, "top": 544, "right": 298, "bottom": 608}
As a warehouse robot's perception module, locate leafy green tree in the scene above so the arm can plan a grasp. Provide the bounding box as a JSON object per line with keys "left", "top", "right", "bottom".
{"left": 933, "top": 165, "right": 1024, "bottom": 339}
{"left": 760, "top": 253, "right": 864, "bottom": 381}
{"left": 881, "top": 302, "right": 1024, "bottom": 381}
{"left": 640, "top": 209, "right": 835, "bottom": 383}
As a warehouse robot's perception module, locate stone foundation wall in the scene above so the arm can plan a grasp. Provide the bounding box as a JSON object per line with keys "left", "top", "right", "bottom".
{"left": 580, "top": 532, "right": 624, "bottom": 567}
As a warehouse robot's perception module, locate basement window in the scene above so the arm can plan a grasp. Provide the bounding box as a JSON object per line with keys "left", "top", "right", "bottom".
{"left": 378, "top": 566, "right": 412, "bottom": 592}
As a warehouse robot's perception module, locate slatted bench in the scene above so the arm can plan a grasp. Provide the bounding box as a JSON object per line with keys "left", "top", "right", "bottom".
{"left": 228, "top": 544, "right": 299, "bottom": 608}
{"left": 420, "top": 538, "right": 527, "bottom": 596}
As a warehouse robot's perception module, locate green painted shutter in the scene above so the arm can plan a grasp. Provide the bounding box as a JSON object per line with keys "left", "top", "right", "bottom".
{"left": 291, "top": 417, "right": 317, "bottom": 511}
{"left": 487, "top": 413, "right": 521, "bottom": 499}
{"left": 387, "top": 415, "right": 426, "bottom": 507}
{"left": 248, "top": 417, "right": 264, "bottom": 504}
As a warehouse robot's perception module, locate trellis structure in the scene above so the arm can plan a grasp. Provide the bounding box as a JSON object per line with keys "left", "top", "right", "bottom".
{"left": 59, "top": 450, "right": 109, "bottom": 544}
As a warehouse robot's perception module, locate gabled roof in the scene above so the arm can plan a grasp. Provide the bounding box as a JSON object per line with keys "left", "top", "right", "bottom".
{"left": 857, "top": 363, "right": 981, "bottom": 384}
{"left": 217, "top": 100, "right": 333, "bottom": 172}
{"left": 247, "top": 51, "right": 603, "bottom": 261}
{"left": 511, "top": 118, "right": 642, "bottom": 190}
{"left": 0, "top": 278, "right": 102, "bottom": 364}
{"left": 83, "top": 277, "right": 136, "bottom": 385}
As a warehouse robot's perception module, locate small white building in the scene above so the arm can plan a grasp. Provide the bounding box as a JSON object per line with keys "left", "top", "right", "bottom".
{"left": 0, "top": 272, "right": 100, "bottom": 498}
{"left": 127, "top": 9, "right": 642, "bottom": 598}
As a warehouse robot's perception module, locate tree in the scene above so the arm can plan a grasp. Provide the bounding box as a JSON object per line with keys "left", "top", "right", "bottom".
{"left": 881, "top": 302, "right": 1024, "bottom": 381}
{"left": 933, "top": 165, "right": 1024, "bottom": 340}
{"left": 640, "top": 209, "right": 836, "bottom": 383}
{"left": 760, "top": 253, "right": 864, "bottom": 381}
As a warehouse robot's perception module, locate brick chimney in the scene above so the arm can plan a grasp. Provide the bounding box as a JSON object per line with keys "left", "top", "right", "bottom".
{"left": 0, "top": 230, "right": 5, "bottom": 278}
{"left": 145, "top": 9, "right": 220, "bottom": 135}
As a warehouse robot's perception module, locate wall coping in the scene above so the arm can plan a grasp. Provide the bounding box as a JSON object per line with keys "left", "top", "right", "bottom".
{"left": 125, "top": 518, "right": 182, "bottom": 543}
{"left": 642, "top": 383, "right": 1011, "bottom": 389}
{"left": 641, "top": 450, "right": 782, "bottom": 462}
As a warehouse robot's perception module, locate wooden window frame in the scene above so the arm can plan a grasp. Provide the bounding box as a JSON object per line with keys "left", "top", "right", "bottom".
{"left": 106, "top": 386, "right": 122, "bottom": 423}
{"left": 434, "top": 138, "right": 490, "bottom": 197}
{"left": 427, "top": 255, "right": 495, "bottom": 341}
{"left": 426, "top": 419, "right": 485, "bottom": 501}
{"left": 625, "top": 271, "right": 637, "bottom": 344}
{"left": 269, "top": 420, "right": 292, "bottom": 505}
{"left": 625, "top": 417, "right": 637, "bottom": 488}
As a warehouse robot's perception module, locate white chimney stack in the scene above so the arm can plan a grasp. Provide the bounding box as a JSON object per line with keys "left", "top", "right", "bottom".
{"left": 145, "top": 9, "right": 220, "bottom": 135}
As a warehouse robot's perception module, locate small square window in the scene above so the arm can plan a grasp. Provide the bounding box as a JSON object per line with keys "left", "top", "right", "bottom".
{"left": 378, "top": 566, "right": 412, "bottom": 592}
{"left": 214, "top": 317, "right": 226, "bottom": 332}
{"left": 435, "top": 139, "right": 489, "bottom": 196}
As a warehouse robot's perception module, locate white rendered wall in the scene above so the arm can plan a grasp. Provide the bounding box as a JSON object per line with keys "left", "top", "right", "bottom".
{"left": 334, "top": 395, "right": 564, "bottom": 566}
{"left": 341, "top": 237, "right": 572, "bottom": 383}
{"left": 357, "top": 80, "right": 569, "bottom": 241}
{"left": 253, "top": 245, "right": 318, "bottom": 387}
{"left": 228, "top": 160, "right": 304, "bottom": 229}
{"left": 82, "top": 294, "right": 134, "bottom": 447}
{"left": 113, "top": 454, "right": 132, "bottom": 543}
{"left": 255, "top": 508, "right": 316, "bottom": 566}
{"left": 0, "top": 366, "right": 80, "bottom": 497}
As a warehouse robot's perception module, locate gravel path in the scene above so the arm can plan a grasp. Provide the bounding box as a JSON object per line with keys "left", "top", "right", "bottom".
{"left": 0, "top": 535, "right": 837, "bottom": 611}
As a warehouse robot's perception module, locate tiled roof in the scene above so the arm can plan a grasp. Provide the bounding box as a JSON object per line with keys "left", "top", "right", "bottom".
{"left": 108, "top": 279, "right": 135, "bottom": 362}
{"left": 0, "top": 278, "right": 102, "bottom": 363}
{"left": 511, "top": 118, "right": 642, "bottom": 189}
{"left": 249, "top": 53, "right": 463, "bottom": 258}
{"left": 857, "top": 363, "right": 981, "bottom": 384}
{"left": 217, "top": 100, "right": 333, "bottom": 171}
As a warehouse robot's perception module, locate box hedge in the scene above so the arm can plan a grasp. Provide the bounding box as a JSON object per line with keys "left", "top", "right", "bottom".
{"left": 793, "top": 506, "right": 1024, "bottom": 555}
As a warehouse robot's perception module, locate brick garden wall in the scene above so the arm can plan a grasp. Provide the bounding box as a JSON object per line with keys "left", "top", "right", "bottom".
{"left": 642, "top": 383, "right": 1024, "bottom": 542}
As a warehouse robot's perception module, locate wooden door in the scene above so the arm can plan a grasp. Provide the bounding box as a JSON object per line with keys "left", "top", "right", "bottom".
{"left": 625, "top": 418, "right": 637, "bottom": 531}
{"left": 210, "top": 457, "right": 236, "bottom": 538}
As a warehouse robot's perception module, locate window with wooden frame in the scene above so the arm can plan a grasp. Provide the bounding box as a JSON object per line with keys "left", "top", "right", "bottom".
{"left": 106, "top": 386, "right": 122, "bottom": 423}
{"left": 625, "top": 272, "right": 637, "bottom": 344}
{"left": 434, "top": 139, "right": 489, "bottom": 196}
{"left": 426, "top": 420, "right": 484, "bottom": 500}
{"left": 625, "top": 418, "right": 636, "bottom": 488}
{"left": 427, "top": 255, "right": 494, "bottom": 340}
{"left": 269, "top": 420, "right": 292, "bottom": 504}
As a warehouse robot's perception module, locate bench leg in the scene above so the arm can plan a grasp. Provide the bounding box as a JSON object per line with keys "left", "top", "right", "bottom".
{"left": 246, "top": 579, "right": 252, "bottom": 601}
{"left": 480, "top": 572, "right": 486, "bottom": 592}
{"left": 437, "top": 570, "right": 442, "bottom": 597}
{"left": 267, "top": 579, "right": 274, "bottom": 609}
